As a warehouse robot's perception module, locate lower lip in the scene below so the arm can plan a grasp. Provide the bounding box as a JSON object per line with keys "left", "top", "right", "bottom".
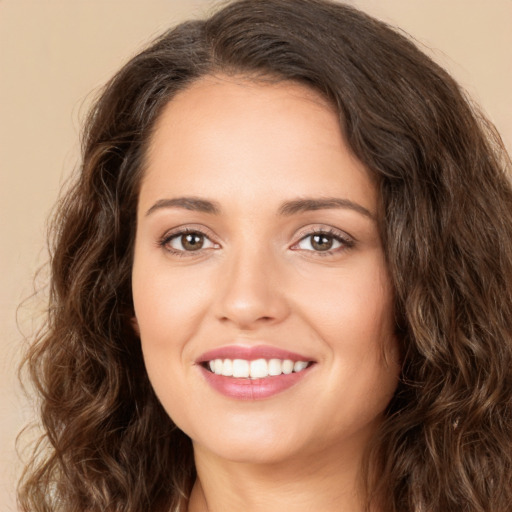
{"left": 199, "top": 365, "right": 313, "bottom": 400}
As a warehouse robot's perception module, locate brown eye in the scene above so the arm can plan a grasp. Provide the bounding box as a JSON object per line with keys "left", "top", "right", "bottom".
{"left": 181, "top": 233, "right": 204, "bottom": 251}
{"left": 310, "top": 234, "right": 334, "bottom": 251}
{"left": 294, "top": 230, "right": 352, "bottom": 254}
{"left": 164, "top": 231, "right": 217, "bottom": 253}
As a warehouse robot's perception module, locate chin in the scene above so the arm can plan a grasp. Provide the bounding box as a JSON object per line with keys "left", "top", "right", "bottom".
{"left": 194, "top": 437, "right": 306, "bottom": 466}
{"left": 188, "top": 417, "right": 313, "bottom": 466}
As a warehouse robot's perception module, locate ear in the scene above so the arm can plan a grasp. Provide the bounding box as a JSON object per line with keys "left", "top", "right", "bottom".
{"left": 131, "top": 316, "right": 141, "bottom": 337}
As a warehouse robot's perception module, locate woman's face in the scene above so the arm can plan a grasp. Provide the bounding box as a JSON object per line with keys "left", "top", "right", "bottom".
{"left": 132, "top": 76, "right": 400, "bottom": 466}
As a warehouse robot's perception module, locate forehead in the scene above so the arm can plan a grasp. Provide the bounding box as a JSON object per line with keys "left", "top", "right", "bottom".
{"left": 140, "top": 75, "right": 376, "bottom": 215}
{"left": 153, "top": 74, "right": 335, "bottom": 125}
{"left": 147, "top": 75, "right": 338, "bottom": 156}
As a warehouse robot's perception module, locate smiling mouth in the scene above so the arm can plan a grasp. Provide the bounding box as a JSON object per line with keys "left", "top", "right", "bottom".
{"left": 202, "top": 358, "right": 314, "bottom": 379}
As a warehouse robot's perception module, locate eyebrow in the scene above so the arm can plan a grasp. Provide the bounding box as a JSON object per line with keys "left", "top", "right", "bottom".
{"left": 145, "top": 197, "right": 221, "bottom": 216}
{"left": 145, "top": 195, "right": 374, "bottom": 220}
{"left": 278, "top": 197, "right": 375, "bottom": 219}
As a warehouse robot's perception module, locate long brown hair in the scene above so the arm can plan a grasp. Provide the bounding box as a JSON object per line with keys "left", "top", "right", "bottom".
{"left": 19, "top": 1, "right": 512, "bottom": 511}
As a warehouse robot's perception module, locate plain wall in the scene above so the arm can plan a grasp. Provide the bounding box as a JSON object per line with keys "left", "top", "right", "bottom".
{"left": 1, "top": 1, "right": 511, "bottom": 510}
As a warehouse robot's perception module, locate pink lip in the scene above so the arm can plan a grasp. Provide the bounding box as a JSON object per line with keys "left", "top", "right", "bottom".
{"left": 196, "top": 344, "right": 316, "bottom": 400}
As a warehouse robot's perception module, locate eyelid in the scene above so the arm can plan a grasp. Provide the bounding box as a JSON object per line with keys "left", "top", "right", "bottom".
{"left": 290, "top": 225, "right": 355, "bottom": 253}
{"left": 294, "top": 224, "right": 355, "bottom": 243}
{"left": 157, "top": 223, "right": 354, "bottom": 256}
{"left": 158, "top": 224, "right": 221, "bottom": 254}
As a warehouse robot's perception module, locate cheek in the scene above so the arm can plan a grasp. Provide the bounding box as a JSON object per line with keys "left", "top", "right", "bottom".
{"left": 132, "top": 262, "right": 214, "bottom": 424}
{"left": 295, "top": 254, "right": 395, "bottom": 346}
{"left": 294, "top": 253, "right": 399, "bottom": 397}
{"left": 132, "top": 260, "right": 213, "bottom": 347}
{"left": 131, "top": 259, "right": 211, "bottom": 410}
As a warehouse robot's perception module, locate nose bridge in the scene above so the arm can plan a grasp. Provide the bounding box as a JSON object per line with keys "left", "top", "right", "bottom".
{"left": 215, "top": 235, "right": 288, "bottom": 329}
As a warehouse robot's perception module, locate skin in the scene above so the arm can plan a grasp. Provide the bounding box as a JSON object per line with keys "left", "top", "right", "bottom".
{"left": 132, "top": 76, "right": 400, "bottom": 512}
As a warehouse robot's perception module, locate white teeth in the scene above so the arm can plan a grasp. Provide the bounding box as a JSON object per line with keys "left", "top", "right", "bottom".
{"left": 206, "top": 358, "right": 310, "bottom": 378}
{"left": 282, "top": 359, "right": 294, "bottom": 374}
{"left": 221, "top": 359, "right": 233, "bottom": 376}
{"left": 294, "top": 361, "right": 308, "bottom": 372}
{"left": 232, "top": 359, "right": 249, "bottom": 378}
{"left": 249, "top": 359, "right": 268, "bottom": 379}
{"left": 268, "top": 358, "right": 282, "bottom": 376}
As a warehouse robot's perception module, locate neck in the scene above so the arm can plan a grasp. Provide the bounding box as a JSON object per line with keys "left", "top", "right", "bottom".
{"left": 187, "top": 440, "right": 380, "bottom": 512}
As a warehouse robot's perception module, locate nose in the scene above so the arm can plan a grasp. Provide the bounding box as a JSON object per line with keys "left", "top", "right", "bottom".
{"left": 214, "top": 247, "right": 290, "bottom": 330}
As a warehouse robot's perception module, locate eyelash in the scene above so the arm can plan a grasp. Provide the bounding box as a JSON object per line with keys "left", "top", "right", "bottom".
{"left": 292, "top": 227, "right": 355, "bottom": 256}
{"left": 158, "top": 227, "right": 355, "bottom": 257}
{"left": 158, "top": 227, "right": 218, "bottom": 257}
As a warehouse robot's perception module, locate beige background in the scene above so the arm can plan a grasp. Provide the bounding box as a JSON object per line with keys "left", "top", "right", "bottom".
{"left": 1, "top": 1, "right": 511, "bottom": 510}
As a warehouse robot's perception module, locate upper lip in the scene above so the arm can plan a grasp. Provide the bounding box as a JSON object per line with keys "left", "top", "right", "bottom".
{"left": 196, "top": 344, "right": 315, "bottom": 364}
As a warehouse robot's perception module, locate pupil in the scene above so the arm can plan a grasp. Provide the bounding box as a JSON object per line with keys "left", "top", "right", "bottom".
{"left": 182, "top": 233, "right": 203, "bottom": 251}
{"left": 311, "top": 234, "right": 333, "bottom": 251}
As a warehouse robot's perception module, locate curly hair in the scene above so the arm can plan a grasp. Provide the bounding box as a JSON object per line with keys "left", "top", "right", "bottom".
{"left": 19, "top": 0, "right": 512, "bottom": 511}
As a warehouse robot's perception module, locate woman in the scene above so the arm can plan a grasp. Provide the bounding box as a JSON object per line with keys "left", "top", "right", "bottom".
{"left": 19, "top": 0, "right": 512, "bottom": 511}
